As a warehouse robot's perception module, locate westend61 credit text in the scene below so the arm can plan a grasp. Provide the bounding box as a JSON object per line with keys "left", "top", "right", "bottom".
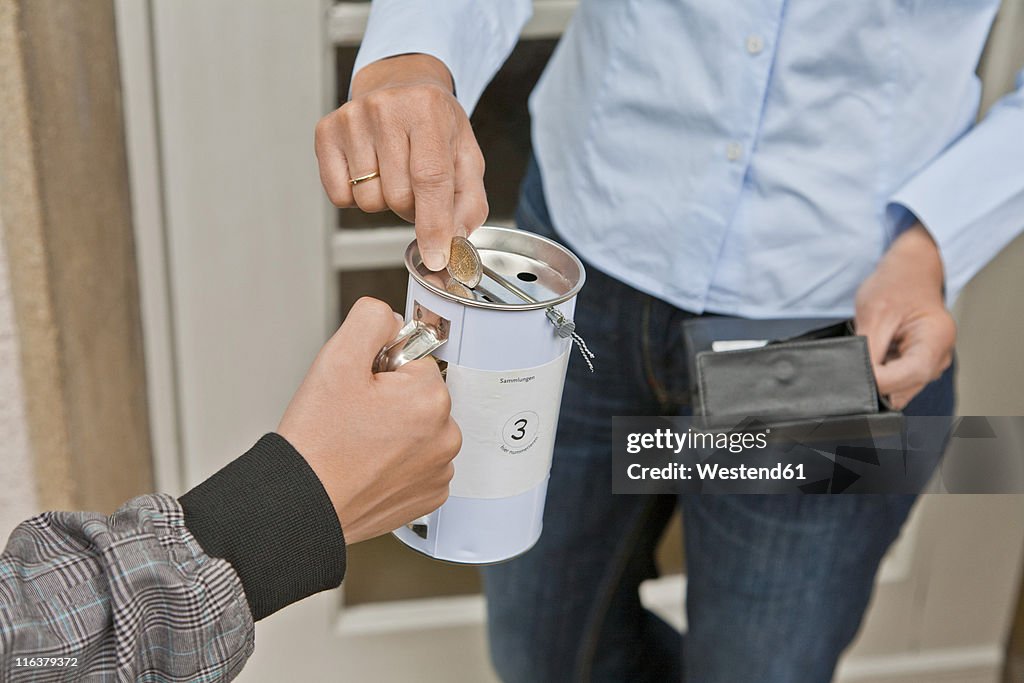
{"left": 627, "top": 461, "right": 806, "bottom": 481}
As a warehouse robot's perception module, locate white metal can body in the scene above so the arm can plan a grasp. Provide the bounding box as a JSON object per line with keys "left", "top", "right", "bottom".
{"left": 391, "top": 275, "right": 577, "bottom": 564}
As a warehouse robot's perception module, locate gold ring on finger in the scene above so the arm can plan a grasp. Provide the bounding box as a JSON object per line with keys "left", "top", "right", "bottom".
{"left": 349, "top": 170, "right": 380, "bottom": 186}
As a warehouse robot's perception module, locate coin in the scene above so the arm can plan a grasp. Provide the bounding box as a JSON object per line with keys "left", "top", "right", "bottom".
{"left": 447, "top": 236, "right": 483, "bottom": 289}
{"left": 444, "top": 278, "right": 474, "bottom": 299}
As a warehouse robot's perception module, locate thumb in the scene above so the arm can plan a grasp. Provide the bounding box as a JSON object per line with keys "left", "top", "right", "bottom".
{"left": 854, "top": 309, "right": 900, "bottom": 371}
{"left": 873, "top": 345, "right": 931, "bottom": 397}
{"left": 331, "top": 297, "right": 403, "bottom": 375}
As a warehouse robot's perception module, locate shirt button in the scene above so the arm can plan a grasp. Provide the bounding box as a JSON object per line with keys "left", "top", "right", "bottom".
{"left": 726, "top": 142, "right": 743, "bottom": 161}
{"left": 746, "top": 34, "right": 765, "bottom": 55}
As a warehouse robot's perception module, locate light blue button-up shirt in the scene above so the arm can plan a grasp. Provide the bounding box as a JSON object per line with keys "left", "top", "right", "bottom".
{"left": 355, "top": 1, "right": 1024, "bottom": 317}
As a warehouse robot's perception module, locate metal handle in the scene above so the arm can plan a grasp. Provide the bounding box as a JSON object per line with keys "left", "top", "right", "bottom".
{"left": 372, "top": 316, "right": 449, "bottom": 373}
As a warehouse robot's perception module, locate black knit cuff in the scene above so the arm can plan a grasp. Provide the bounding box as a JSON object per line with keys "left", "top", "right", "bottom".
{"left": 180, "top": 433, "right": 346, "bottom": 621}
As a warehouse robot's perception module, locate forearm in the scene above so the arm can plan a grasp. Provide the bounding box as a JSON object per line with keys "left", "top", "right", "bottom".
{"left": 180, "top": 433, "right": 346, "bottom": 620}
{"left": 0, "top": 434, "right": 345, "bottom": 680}
{"left": 352, "top": 0, "right": 532, "bottom": 114}
{"left": 888, "top": 68, "right": 1024, "bottom": 301}
{"left": 352, "top": 53, "right": 454, "bottom": 98}
{"left": 880, "top": 223, "right": 944, "bottom": 290}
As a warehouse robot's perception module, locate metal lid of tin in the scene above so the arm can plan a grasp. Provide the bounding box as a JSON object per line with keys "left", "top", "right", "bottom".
{"left": 405, "top": 226, "right": 586, "bottom": 310}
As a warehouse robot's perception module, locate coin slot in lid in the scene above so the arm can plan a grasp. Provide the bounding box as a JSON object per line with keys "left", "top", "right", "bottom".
{"left": 406, "top": 226, "right": 585, "bottom": 310}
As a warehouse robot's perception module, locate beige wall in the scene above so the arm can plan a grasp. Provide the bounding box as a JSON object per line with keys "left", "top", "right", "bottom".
{"left": 0, "top": 0, "right": 153, "bottom": 516}
{"left": 956, "top": 0, "right": 1024, "bottom": 416}
{"left": 0, "top": 207, "right": 37, "bottom": 541}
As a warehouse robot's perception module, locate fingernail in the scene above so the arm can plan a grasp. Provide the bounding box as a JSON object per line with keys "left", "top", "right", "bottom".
{"left": 422, "top": 249, "right": 448, "bottom": 271}
{"left": 393, "top": 312, "right": 404, "bottom": 325}
{"left": 454, "top": 224, "right": 468, "bottom": 238}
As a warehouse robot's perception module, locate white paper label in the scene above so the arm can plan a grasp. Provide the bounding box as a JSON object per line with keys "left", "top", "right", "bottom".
{"left": 446, "top": 350, "right": 570, "bottom": 499}
{"left": 711, "top": 339, "right": 769, "bottom": 352}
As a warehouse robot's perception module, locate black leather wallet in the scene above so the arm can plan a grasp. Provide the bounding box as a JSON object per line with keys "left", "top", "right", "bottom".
{"left": 681, "top": 317, "right": 903, "bottom": 439}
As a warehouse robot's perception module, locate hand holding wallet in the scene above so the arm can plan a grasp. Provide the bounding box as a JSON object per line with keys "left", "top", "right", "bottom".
{"left": 682, "top": 317, "right": 903, "bottom": 438}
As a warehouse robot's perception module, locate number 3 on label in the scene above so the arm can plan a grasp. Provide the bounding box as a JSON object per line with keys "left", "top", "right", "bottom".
{"left": 502, "top": 411, "right": 540, "bottom": 449}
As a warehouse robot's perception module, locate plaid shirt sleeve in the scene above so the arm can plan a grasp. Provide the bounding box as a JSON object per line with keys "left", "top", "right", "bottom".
{"left": 0, "top": 434, "right": 346, "bottom": 682}
{"left": 0, "top": 494, "right": 253, "bottom": 681}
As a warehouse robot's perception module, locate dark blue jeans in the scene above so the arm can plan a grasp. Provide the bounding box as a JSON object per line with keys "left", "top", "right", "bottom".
{"left": 481, "top": 157, "right": 955, "bottom": 683}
